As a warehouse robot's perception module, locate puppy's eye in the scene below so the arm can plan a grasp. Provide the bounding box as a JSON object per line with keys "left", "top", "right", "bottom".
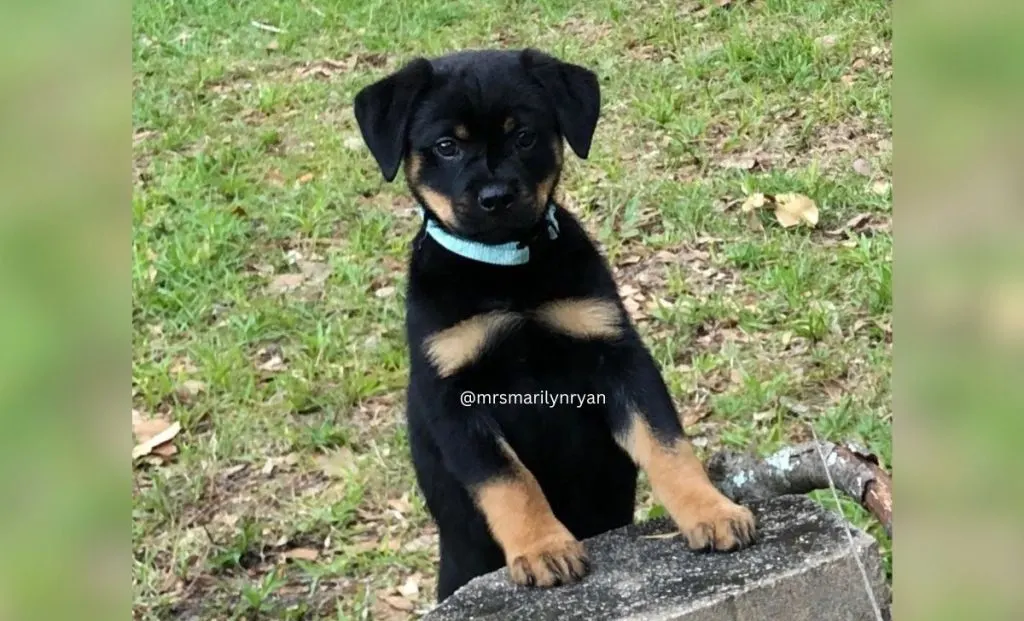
{"left": 433, "top": 138, "right": 460, "bottom": 159}
{"left": 515, "top": 129, "right": 536, "bottom": 149}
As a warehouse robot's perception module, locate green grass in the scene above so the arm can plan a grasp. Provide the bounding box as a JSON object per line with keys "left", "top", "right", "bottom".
{"left": 132, "top": 0, "right": 891, "bottom": 618}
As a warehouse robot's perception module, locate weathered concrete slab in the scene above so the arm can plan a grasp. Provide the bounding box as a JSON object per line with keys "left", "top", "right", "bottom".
{"left": 422, "top": 495, "right": 890, "bottom": 621}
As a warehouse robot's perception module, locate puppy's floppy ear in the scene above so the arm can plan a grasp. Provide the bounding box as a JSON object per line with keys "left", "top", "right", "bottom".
{"left": 520, "top": 49, "right": 600, "bottom": 159}
{"left": 354, "top": 58, "right": 432, "bottom": 181}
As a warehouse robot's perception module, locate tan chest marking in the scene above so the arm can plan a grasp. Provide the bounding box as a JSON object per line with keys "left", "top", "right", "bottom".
{"left": 424, "top": 311, "right": 522, "bottom": 377}
{"left": 535, "top": 297, "right": 623, "bottom": 339}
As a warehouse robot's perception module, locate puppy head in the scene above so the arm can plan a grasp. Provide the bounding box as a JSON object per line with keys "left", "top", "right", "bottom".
{"left": 354, "top": 49, "right": 600, "bottom": 243}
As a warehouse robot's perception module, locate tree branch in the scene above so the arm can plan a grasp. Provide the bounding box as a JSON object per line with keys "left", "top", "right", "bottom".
{"left": 706, "top": 441, "right": 892, "bottom": 538}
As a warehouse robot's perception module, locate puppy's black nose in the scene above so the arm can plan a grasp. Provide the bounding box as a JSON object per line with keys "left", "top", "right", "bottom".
{"left": 477, "top": 182, "right": 516, "bottom": 212}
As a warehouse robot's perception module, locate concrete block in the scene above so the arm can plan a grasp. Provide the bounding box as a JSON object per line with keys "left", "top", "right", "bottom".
{"left": 421, "top": 495, "right": 890, "bottom": 621}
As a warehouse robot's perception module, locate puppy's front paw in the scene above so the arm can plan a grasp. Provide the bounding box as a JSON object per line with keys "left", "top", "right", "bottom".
{"left": 508, "top": 534, "right": 590, "bottom": 588}
{"left": 677, "top": 498, "right": 756, "bottom": 552}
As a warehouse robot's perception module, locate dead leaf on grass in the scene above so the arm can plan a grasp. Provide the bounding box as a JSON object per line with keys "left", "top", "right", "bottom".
{"left": 257, "top": 354, "right": 286, "bottom": 372}
{"left": 266, "top": 261, "right": 331, "bottom": 296}
{"left": 132, "top": 412, "right": 181, "bottom": 460}
{"left": 871, "top": 181, "right": 891, "bottom": 195}
{"left": 815, "top": 34, "right": 839, "bottom": 48}
{"left": 388, "top": 494, "right": 413, "bottom": 516}
{"left": 176, "top": 379, "right": 206, "bottom": 402}
{"left": 260, "top": 458, "right": 276, "bottom": 476}
{"left": 826, "top": 212, "right": 890, "bottom": 237}
{"left": 740, "top": 193, "right": 766, "bottom": 213}
{"left": 265, "top": 169, "right": 286, "bottom": 188}
{"left": 852, "top": 158, "right": 872, "bottom": 177}
{"left": 281, "top": 547, "right": 319, "bottom": 561}
{"left": 773, "top": 193, "right": 819, "bottom": 228}
{"left": 382, "top": 595, "right": 415, "bottom": 612}
{"left": 719, "top": 155, "right": 758, "bottom": 171}
{"left": 268, "top": 273, "right": 305, "bottom": 294}
{"left": 298, "top": 261, "right": 330, "bottom": 286}
{"left": 222, "top": 464, "right": 247, "bottom": 477}
{"left": 397, "top": 573, "right": 422, "bottom": 598}
{"left": 682, "top": 408, "right": 711, "bottom": 428}
{"left": 402, "top": 533, "right": 437, "bottom": 553}
{"left": 374, "top": 285, "right": 396, "bottom": 298}
{"left": 296, "top": 173, "right": 315, "bottom": 186}
{"left": 316, "top": 446, "right": 357, "bottom": 478}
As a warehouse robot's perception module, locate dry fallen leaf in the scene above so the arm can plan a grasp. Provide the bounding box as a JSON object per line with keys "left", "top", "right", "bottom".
{"left": 740, "top": 193, "right": 766, "bottom": 213}
{"left": 397, "top": 573, "right": 422, "bottom": 598}
{"left": 618, "top": 254, "right": 642, "bottom": 266}
{"left": 316, "top": 446, "right": 357, "bottom": 478}
{"left": 373, "top": 285, "right": 396, "bottom": 298}
{"left": 682, "top": 408, "right": 711, "bottom": 427}
{"left": 177, "top": 379, "right": 206, "bottom": 400}
{"left": 298, "top": 261, "right": 331, "bottom": 286}
{"left": 815, "top": 34, "right": 838, "bottom": 48}
{"left": 265, "top": 169, "right": 286, "bottom": 188}
{"left": 388, "top": 494, "right": 413, "bottom": 515}
{"left": 222, "top": 464, "right": 247, "bottom": 477}
{"left": 719, "top": 155, "right": 757, "bottom": 170}
{"left": 383, "top": 595, "right": 415, "bottom": 612}
{"left": 845, "top": 212, "right": 873, "bottom": 230}
{"left": 871, "top": 181, "right": 891, "bottom": 195}
{"left": 132, "top": 420, "right": 181, "bottom": 460}
{"left": 773, "top": 193, "right": 819, "bottom": 228}
{"left": 297, "top": 173, "right": 315, "bottom": 185}
{"left": 343, "top": 135, "right": 364, "bottom": 151}
{"left": 852, "top": 158, "right": 872, "bottom": 177}
{"left": 268, "top": 273, "right": 306, "bottom": 294}
{"left": 281, "top": 547, "right": 319, "bottom": 561}
{"left": 260, "top": 458, "right": 276, "bottom": 476}
{"left": 257, "top": 354, "right": 286, "bottom": 372}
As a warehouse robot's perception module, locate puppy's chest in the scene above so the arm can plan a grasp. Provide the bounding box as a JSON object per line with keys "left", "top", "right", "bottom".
{"left": 422, "top": 297, "right": 626, "bottom": 389}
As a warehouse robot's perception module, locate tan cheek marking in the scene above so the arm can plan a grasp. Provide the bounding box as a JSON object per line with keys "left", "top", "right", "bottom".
{"left": 615, "top": 411, "right": 756, "bottom": 551}
{"left": 552, "top": 137, "right": 564, "bottom": 167}
{"left": 454, "top": 124, "right": 470, "bottom": 140}
{"left": 405, "top": 153, "right": 422, "bottom": 183}
{"left": 473, "top": 441, "right": 587, "bottom": 586}
{"left": 535, "top": 298, "right": 622, "bottom": 339}
{"left": 407, "top": 153, "right": 459, "bottom": 228}
{"left": 417, "top": 186, "right": 457, "bottom": 229}
{"left": 424, "top": 311, "right": 521, "bottom": 377}
{"left": 503, "top": 117, "right": 516, "bottom": 133}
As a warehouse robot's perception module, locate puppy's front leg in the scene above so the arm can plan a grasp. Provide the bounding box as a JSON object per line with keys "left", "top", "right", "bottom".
{"left": 432, "top": 415, "right": 589, "bottom": 587}
{"left": 609, "top": 352, "right": 757, "bottom": 551}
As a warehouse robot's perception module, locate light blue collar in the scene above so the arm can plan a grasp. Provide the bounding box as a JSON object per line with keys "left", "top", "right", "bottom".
{"left": 422, "top": 204, "right": 560, "bottom": 266}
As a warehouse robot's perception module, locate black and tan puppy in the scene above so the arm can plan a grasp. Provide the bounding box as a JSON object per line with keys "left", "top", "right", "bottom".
{"left": 354, "top": 49, "right": 756, "bottom": 602}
